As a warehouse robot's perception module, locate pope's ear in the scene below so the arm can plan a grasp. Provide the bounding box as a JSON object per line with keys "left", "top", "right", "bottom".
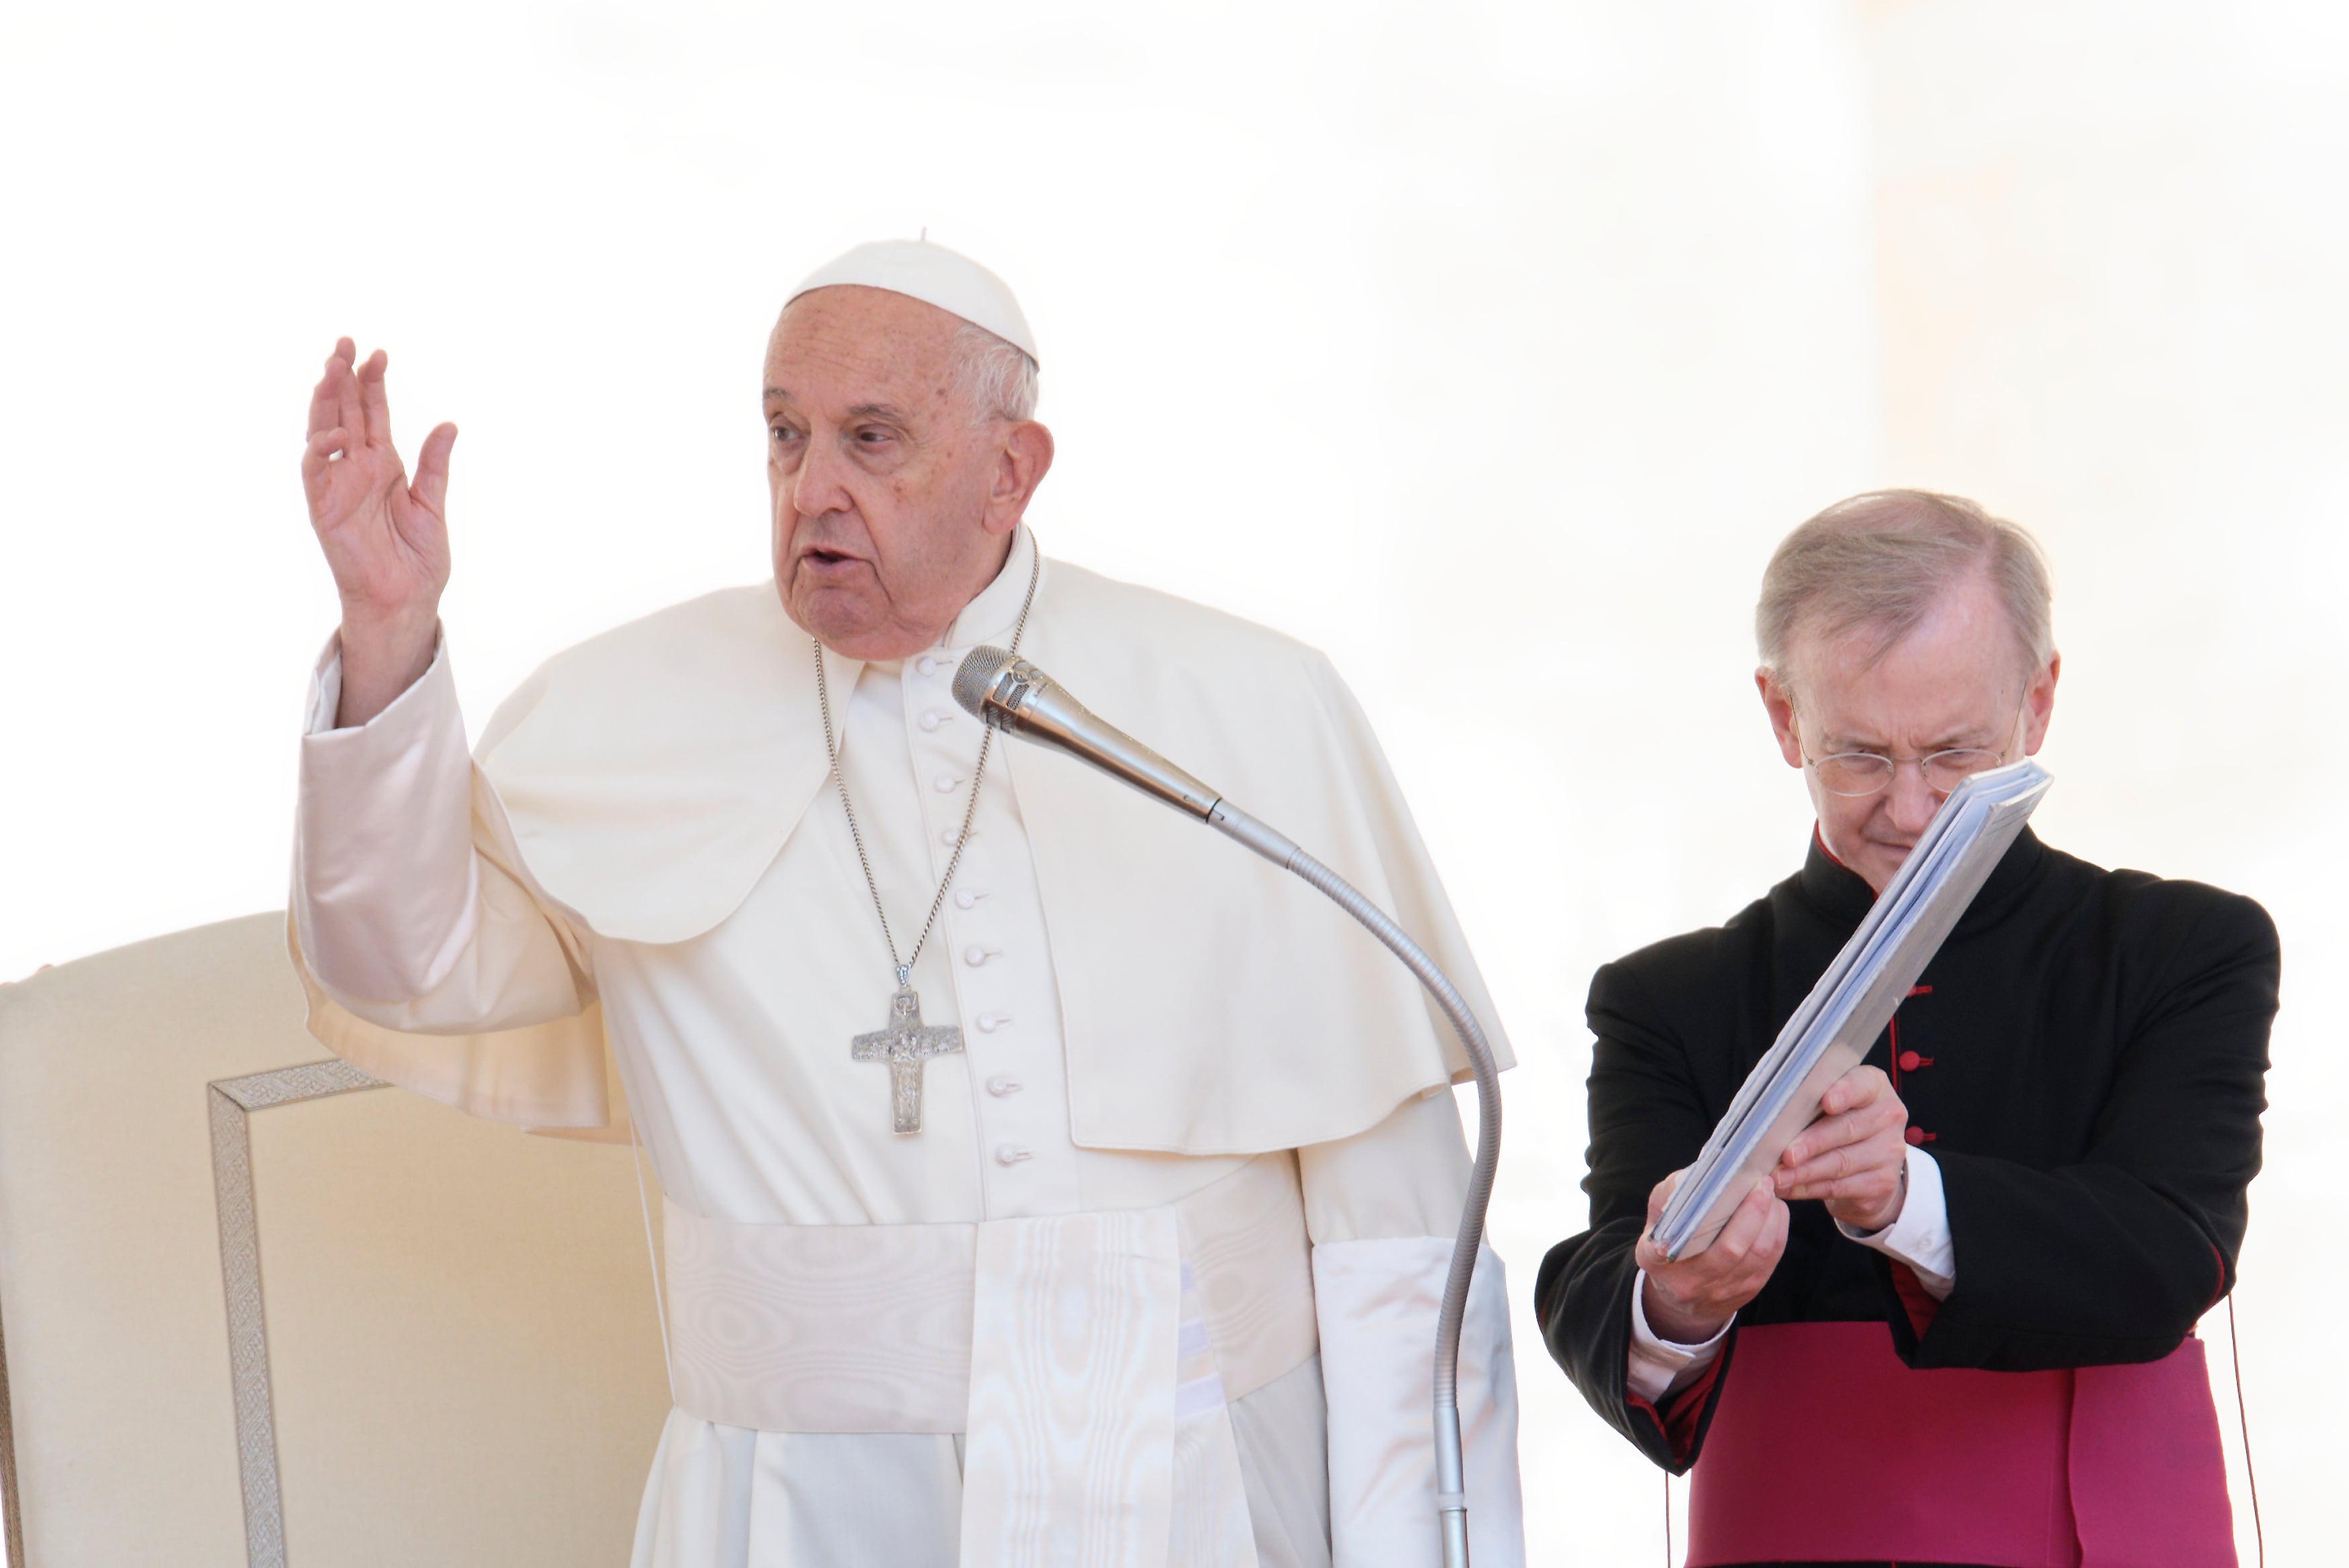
{"left": 1757, "top": 668, "right": 1803, "bottom": 769}
{"left": 987, "top": 420, "right": 1054, "bottom": 531}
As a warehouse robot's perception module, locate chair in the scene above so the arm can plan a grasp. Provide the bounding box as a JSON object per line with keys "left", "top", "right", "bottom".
{"left": 0, "top": 913, "right": 671, "bottom": 1565}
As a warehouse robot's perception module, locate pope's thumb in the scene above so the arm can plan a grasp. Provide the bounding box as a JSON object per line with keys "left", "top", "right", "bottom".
{"left": 413, "top": 422, "right": 458, "bottom": 515}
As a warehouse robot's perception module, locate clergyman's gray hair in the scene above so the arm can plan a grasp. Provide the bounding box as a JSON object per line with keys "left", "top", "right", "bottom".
{"left": 1756, "top": 489, "right": 2054, "bottom": 690}
{"left": 954, "top": 321, "right": 1040, "bottom": 426}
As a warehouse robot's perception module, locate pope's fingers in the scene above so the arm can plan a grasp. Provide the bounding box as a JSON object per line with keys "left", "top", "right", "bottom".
{"left": 332, "top": 355, "right": 365, "bottom": 460}
{"left": 357, "top": 349, "right": 393, "bottom": 450}
{"left": 410, "top": 422, "right": 458, "bottom": 517}
{"left": 306, "top": 360, "right": 343, "bottom": 437}
{"left": 300, "top": 424, "right": 349, "bottom": 490}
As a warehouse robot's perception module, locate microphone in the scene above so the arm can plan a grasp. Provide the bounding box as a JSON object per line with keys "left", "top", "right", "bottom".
{"left": 952, "top": 646, "right": 1223, "bottom": 821}
{"left": 952, "top": 644, "right": 1503, "bottom": 1568}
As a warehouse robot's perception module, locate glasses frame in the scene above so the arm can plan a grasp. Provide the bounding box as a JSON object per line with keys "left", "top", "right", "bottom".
{"left": 1797, "top": 699, "right": 2030, "bottom": 800}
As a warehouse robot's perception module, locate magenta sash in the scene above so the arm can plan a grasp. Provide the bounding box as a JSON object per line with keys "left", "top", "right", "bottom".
{"left": 1685, "top": 1320, "right": 2235, "bottom": 1568}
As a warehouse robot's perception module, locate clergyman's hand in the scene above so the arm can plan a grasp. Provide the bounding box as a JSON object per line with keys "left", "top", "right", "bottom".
{"left": 301, "top": 338, "right": 456, "bottom": 727}
{"left": 1632, "top": 1169, "right": 1788, "bottom": 1347}
{"left": 1775, "top": 1064, "right": 1909, "bottom": 1233}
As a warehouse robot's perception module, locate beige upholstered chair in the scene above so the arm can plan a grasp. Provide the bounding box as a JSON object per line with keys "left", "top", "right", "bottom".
{"left": 0, "top": 913, "right": 672, "bottom": 1566}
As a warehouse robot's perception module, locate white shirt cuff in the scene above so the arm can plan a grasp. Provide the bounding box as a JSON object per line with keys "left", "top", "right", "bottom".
{"left": 1625, "top": 1272, "right": 1732, "bottom": 1406}
{"left": 1836, "top": 1145, "right": 1956, "bottom": 1300}
{"left": 304, "top": 624, "right": 448, "bottom": 736}
{"left": 293, "top": 627, "right": 481, "bottom": 1003}
{"left": 1314, "top": 1237, "right": 1526, "bottom": 1566}
{"left": 307, "top": 638, "right": 346, "bottom": 734}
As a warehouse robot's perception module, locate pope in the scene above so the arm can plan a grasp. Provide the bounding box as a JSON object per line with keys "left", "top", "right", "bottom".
{"left": 291, "top": 238, "right": 1526, "bottom": 1567}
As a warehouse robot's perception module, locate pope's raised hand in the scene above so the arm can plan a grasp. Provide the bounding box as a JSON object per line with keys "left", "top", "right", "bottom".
{"left": 301, "top": 339, "right": 455, "bottom": 725}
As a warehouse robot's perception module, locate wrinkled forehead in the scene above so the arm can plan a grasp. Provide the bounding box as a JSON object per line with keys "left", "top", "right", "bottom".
{"left": 1791, "top": 576, "right": 2030, "bottom": 741}
{"left": 763, "top": 285, "right": 965, "bottom": 410}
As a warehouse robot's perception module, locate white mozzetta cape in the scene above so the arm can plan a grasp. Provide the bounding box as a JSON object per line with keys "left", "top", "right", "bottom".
{"left": 304, "top": 554, "right": 1511, "bottom": 1155}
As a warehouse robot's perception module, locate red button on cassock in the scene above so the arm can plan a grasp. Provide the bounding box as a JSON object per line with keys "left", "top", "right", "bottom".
{"left": 1898, "top": 1050, "right": 1922, "bottom": 1073}
{"left": 1905, "top": 1126, "right": 1928, "bottom": 1146}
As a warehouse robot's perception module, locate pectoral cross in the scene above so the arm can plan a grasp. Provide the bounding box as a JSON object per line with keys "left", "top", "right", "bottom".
{"left": 852, "top": 986, "right": 964, "bottom": 1135}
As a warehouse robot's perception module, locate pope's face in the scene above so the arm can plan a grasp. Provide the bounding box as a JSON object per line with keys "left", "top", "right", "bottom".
{"left": 763, "top": 286, "right": 1050, "bottom": 660}
{"left": 1758, "top": 571, "right": 2059, "bottom": 894}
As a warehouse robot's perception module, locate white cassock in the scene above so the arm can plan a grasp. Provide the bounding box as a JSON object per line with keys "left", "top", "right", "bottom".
{"left": 289, "top": 525, "right": 1525, "bottom": 1567}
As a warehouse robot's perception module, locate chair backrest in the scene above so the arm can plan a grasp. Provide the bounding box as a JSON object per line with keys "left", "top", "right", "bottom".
{"left": 0, "top": 913, "right": 671, "bottom": 1566}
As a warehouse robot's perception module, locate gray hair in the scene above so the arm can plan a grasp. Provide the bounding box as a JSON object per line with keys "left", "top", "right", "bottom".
{"left": 1756, "top": 489, "right": 2054, "bottom": 689}
{"left": 954, "top": 321, "right": 1040, "bottom": 427}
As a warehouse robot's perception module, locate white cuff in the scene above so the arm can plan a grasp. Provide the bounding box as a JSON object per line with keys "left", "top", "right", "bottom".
{"left": 293, "top": 630, "right": 482, "bottom": 1004}
{"left": 1836, "top": 1145, "right": 1956, "bottom": 1300}
{"left": 1625, "top": 1273, "right": 1732, "bottom": 1406}
{"left": 1313, "top": 1237, "right": 1525, "bottom": 1567}
{"left": 307, "top": 638, "right": 346, "bottom": 735}
{"left": 303, "top": 624, "right": 445, "bottom": 735}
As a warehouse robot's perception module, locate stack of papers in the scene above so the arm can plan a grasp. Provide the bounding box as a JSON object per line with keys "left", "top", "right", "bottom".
{"left": 1652, "top": 757, "right": 2055, "bottom": 1261}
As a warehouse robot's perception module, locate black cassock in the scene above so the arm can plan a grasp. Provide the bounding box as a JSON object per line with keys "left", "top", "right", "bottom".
{"left": 1535, "top": 828, "right": 2277, "bottom": 1564}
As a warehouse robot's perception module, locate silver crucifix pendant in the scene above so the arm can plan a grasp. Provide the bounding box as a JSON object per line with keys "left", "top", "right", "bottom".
{"left": 851, "top": 986, "right": 964, "bottom": 1135}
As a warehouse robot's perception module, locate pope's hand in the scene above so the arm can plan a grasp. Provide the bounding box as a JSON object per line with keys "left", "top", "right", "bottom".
{"left": 301, "top": 338, "right": 454, "bottom": 727}
{"left": 1775, "top": 1064, "right": 1909, "bottom": 1232}
{"left": 1633, "top": 1169, "right": 1787, "bottom": 1347}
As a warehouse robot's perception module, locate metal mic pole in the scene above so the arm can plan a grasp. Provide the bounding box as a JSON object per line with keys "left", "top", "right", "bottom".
{"left": 1207, "top": 800, "right": 1500, "bottom": 1568}
{"left": 954, "top": 648, "right": 1501, "bottom": 1568}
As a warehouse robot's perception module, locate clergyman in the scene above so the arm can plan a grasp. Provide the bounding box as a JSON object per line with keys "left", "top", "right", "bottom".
{"left": 1536, "top": 490, "right": 2274, "bottom": 1567}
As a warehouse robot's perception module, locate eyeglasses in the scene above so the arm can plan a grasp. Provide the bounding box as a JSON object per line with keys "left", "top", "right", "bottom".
{"left": 1799, "top": 705, "right": 2026, "bottom": 799}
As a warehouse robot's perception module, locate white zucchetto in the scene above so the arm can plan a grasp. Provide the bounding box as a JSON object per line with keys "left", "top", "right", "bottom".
{"left": 789, "top": 238, "right": 1040, "bottom": 364}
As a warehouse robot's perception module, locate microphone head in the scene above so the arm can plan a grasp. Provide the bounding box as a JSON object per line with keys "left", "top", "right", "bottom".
{"left": 952, "top": 645, "right": 1017, "bottom": 723}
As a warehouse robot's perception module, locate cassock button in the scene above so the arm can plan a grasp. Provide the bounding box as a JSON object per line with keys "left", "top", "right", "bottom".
{"left": 917, "top": 656, "right": 942, "bottom": 675}
{"left": 954, "top": 889, "right": 983, "bottom": 909}
{"left": 1899, "top": 1050, "right": 1922, "bottom": 1073}
{"left": 994, "top": 1145, "right": 1033, "bottom": 1165}
{"left": 964, "top": 945, "right": 999, "bottom": 966}
{"left": 940, "top": 827, "right": 972, "bottom": 847}
{"left": 1905, "top": 1126, "right": 1928, "bottom": 1147}
{"left": 934, "top": 774, "right": 959, "bottom": 792}
{"left": 920, "top": 710, "right": 950, "bottom": 731}
{"left": 986, "top": 1076, "right": 1021, "bottom": 1096}
{"left": 977, "top": 1014, "right": 1009, "bottom": 1033}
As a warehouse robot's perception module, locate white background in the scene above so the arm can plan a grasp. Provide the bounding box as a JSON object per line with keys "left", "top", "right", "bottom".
{"left": 3, "top": 1, "right": 2342, "bottom": 1561}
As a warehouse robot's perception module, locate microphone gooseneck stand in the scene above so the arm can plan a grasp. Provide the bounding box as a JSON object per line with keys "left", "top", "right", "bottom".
{"left": 1207, "top": 801, "right": 1503, "bottom": 1568}
{"left": 954, "top": 647, "right": 1503, "bottom": 1568}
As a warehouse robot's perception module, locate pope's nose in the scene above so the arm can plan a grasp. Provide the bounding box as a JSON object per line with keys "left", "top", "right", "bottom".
{"left": 787, "top": 438, "right": 858, "bottom": 522}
